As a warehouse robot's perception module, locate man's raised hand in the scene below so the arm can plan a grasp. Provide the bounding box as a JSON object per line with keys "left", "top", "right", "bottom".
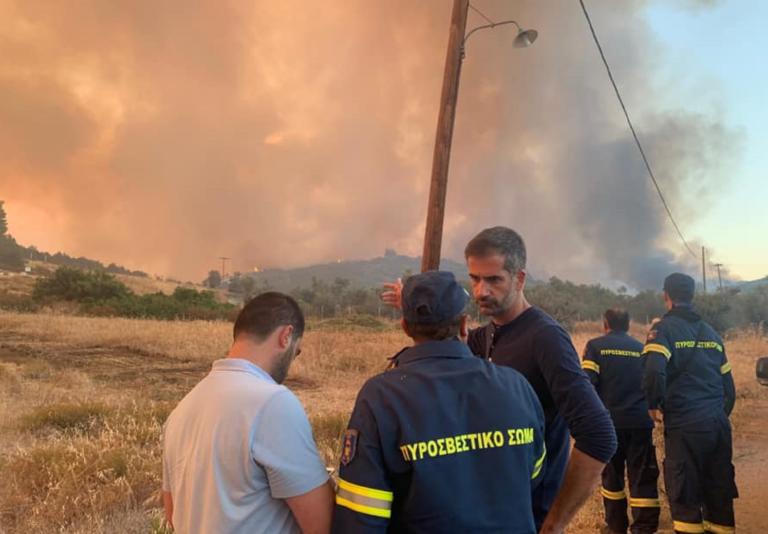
{"left": 380, "top": 278, "right": 403, "bottom": 310}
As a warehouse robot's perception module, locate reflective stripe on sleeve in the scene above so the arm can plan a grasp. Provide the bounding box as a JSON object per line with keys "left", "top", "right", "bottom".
{"left": 703, "top": 521, "right": 735, "bottom": 534}
{"left": 531, "top": 444, "right": 546, "bottom": 479}
{"left": 629, "top": 497, "right": 660, "bottom": 508}
{"left": 336, "top": 479, "right": 393, "bottom": 518}
{"left": 720, "top": 362, "right": 732, "bottom": 375}
{"left": 672, "top": 520, "right": 705, "bottom": 533}
{"left": 600, "top": 487, "right": 627, "bottom": 500}
{"left": 581, "top": 360, "right": 600, "bottom": 373}
{"left": 643, "top": 343, "right": 671, "bottom": 359}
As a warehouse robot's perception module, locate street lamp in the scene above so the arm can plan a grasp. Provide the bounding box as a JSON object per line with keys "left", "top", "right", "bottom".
{"left": 463, "top": 21, "right": 538, "bottom": 56}
{"left": 420, "top": 1, "right": 537, "bottom": 272}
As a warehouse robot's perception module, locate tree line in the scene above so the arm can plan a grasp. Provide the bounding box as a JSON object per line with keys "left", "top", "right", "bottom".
{"left": 0, "top": 201, "right": 147, "bottom": 277}
{"left": 206, "top": 269, "right": 768, "bottom": 334}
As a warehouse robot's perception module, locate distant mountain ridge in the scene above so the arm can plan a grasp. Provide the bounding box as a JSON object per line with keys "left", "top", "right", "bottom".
{"left": 248, "top": 250, "right": 468, "bottom": 292}
{"left": 736, "top": 276, "right": 768, "bottom": 293}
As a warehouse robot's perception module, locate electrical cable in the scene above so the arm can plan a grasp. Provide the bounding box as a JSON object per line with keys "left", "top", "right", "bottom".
{"left": 578, "top": 0, "right": 699, "bottom": 259}
{"left": 469, "top": 3, "right": 495, "bottom": 25}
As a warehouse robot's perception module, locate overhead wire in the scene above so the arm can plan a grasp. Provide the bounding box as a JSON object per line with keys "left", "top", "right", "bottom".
{"left": 578, "top": 0, "right": 699, "bottom": 259}
{"left": 468, "top": 3, "right": 495, "bottom": 25}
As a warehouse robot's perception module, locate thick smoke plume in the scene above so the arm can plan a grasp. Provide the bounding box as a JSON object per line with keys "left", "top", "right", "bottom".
{"left": 1, "top": 0, "right": 736, "bottom": 287}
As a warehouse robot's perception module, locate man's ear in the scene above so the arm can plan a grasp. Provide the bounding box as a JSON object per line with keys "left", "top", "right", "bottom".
{"left": 459, "top": 315, "right": 469, "bottom": 341}
{"left": 400, "top": 318, "right": 410, "bottom": 337}
{"left": 277, "top": 325, "right": 294, "bottom": 349}
{"left": 515, "top": 269, "right": 527, "bottom": 291}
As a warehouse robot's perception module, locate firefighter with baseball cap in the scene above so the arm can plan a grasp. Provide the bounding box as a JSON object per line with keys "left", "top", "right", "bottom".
{"left": 582, "top": 308, "right": 660, "bottom": 534}
{"left": 331, "top": 271, "right": 546, "bottom": 533}
{"left": 642, "top": 273, "right": 737, "bottom": 534}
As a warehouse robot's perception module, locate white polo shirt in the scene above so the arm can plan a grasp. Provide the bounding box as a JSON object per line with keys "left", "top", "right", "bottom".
{"left": 162, "top": 358, "right": 328, "bottom": 534}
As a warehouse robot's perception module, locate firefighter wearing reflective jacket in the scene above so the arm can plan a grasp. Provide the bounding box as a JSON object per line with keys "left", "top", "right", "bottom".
{"left": 642, "top": 273, "right": 737, "bottom": 534}
{"left": 582, "top": 308, "right": 660, "bottom": 534}
{"left": 332, "top": 271, "right": 546, "bottom": 533}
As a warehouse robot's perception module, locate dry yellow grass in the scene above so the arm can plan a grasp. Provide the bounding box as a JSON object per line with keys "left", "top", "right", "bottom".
{"left": 0, "top": 310, "right": 765, "bottom": 532}
{"left": 0, "top": 271, "right": 36, "bottom": 297}
{"left": 0, "top": 310, "right": 232, "bottom": 361}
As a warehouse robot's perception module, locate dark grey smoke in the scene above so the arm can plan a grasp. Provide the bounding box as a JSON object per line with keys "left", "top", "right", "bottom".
{"left": 0, "top": 0, "right": 738, "bottom": 288}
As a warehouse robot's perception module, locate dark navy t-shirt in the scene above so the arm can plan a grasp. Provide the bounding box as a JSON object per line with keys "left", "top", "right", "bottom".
{"left": 467, "top": 307, "right": 617, "bottom": 526}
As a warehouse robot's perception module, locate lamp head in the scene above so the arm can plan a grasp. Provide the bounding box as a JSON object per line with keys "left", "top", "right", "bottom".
{"left": 514, "top": 28, "right": 538, "bottom": 48}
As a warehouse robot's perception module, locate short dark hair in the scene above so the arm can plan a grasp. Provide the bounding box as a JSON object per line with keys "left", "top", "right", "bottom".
{"left": 464, "top": 226, "right": 527, "bottom": 274}
{"left": 404, "top": 315, "right": 463, "bottom": 341}
{"left": 663, "top": 272, "right": 695, "bottom": 304}
{"left": 233, "top": 292, "right": 305, "bottom": 342}
{"left": 604, "top": 308, "right": 630, "bottom": 332}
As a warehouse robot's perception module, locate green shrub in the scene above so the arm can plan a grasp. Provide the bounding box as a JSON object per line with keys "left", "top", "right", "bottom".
{"left": 32, "top": 267, "right": 236, "bottom": 321}
{"left": 33, "top": 267, "right": 130, "bottom": 302}
{"left": 0, "top": 235, "right": 25, "bottom": 271}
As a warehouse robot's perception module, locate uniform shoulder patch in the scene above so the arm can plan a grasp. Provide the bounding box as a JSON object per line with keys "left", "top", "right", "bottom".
{"left": 341, "top": 429, "right": 359, "bottom": 466}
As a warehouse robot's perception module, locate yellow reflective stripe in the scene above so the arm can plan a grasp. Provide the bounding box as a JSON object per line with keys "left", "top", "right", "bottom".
{"left": 673, "top": 520, "right": 705, "bottom": 533}
{"left": 600, "top": 487, "right": 627, "bottom": 500}
{"left": 643, "top": 343, "right": 671, "bottom": 359}
{"left": 703, "top": 521, "right": 735, "bottom": 534}
{"left": 336, "top": 496, "right": 391, "bottom": 518}
{"left": 338, "top": 478, "right": 393, "bottom": 502}
{"left": 629, "top": 497, "right": 660, "bottom": 507}
{"left": 531, "top": 445, "right": 546, "bottom": 479}
{"left": 336, "top": 486, "right": 392, "bottom": 515}
{"left": 581, "top": 360, "right": 600, "bottom": 373}
{"left": 720, "top": 362, "right": 732, "bottom": 375}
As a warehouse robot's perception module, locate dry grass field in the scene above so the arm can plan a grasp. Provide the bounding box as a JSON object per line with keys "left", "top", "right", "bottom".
{"left": 0, "top": 310, "right": 765, "bottom": 532}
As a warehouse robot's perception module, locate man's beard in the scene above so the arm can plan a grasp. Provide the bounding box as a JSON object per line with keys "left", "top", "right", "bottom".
{"left": 477, "top": 292, "right": 514, "bottom": 318}
{"left": 270, "top": 339, "right": 298, "bottom": 384}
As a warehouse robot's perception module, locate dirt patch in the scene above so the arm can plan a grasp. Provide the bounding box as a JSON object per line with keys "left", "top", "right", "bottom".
{"left": 0, "top": 340, "right": 319, "bottom": 401}
{"left": 0, "top": 341, "right": 209, "bottom": 400}
{"left": 731, "top": 397, "right": 768, "bottom": 531}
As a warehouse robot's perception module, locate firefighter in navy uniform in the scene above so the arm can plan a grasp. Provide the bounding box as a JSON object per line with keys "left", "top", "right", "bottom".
{"left": 332, "top": 271, "right": 546, "bottom": 533}
{"left": 582, "top": 309, "right": 659, "bottom": 534}
{"left": 642, "top": 273, "right": 737, "bottom": 534}
{"left": 382, "top": 228, "right": 617, "bottom": 532}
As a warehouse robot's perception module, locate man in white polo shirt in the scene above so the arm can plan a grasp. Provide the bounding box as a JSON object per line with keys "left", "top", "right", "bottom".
{"left": 162, "top": 292, "right": 333, "bottom": 534}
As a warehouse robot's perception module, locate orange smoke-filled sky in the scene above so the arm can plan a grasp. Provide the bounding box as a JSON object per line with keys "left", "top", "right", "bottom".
{"left": 2, "top": 0, "right": 763, "bottom": 286}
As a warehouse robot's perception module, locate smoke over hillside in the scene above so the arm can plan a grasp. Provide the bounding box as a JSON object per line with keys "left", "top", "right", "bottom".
{"left": 0, "top": 0, "right": 737, "bottom": 287}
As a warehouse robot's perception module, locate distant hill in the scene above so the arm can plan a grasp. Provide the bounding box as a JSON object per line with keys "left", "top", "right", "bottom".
{"left": 736, "top": 276, "right": 768, "bottom": 293}
{"left": 21, "top": 245, "right": 149, "bottom": 278}
{"left": 247, "top": 250, "right": 469, "bottom": 292}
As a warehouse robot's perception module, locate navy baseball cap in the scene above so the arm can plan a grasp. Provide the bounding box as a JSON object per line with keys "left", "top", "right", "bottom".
{"left": 663, "top": 272, "right": 695, "bottom": 303}
{"left": 402, "top": 271, "right": 469, "bottom": 325}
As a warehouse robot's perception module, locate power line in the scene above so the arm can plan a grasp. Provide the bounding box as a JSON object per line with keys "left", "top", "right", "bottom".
{"left": 578, "top": 0, "right": 698, "bottom": 259}
{"left": 469, "top": 3, "right": 495, "bottom": 25}
{"left": 218, "top": 256, "right": 231, "bottom": 278}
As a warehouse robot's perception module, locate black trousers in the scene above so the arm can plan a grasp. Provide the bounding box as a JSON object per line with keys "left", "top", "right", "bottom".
{"left": 664, "top": 415, "right": 737, "bottom": 534}
{"left": 601, "top": 428, "right": 660, "bottom": 534}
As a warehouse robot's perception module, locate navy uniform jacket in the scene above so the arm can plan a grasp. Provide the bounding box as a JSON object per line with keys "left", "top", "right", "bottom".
{"left": 467, "top": 307, "right": 617, "bottom": 525}
{"left": 642, "top": 305, "right": 736, "bottom": 429}
{"left": 332, "top": 339, "right": 546, "bottom": 534}
{"left": 582, "top": 330, "right": 653, "bottom": 429}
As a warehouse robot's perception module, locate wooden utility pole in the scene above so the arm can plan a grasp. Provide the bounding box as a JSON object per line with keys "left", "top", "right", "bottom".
{"left": 714, "top": 262, "right": 724, "bottom": 291}
{"left": 421, "top": 0, "right": 470, "bottom": 272}
{"left": 701, "top": 246, "right": 707, "bottom": 294}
